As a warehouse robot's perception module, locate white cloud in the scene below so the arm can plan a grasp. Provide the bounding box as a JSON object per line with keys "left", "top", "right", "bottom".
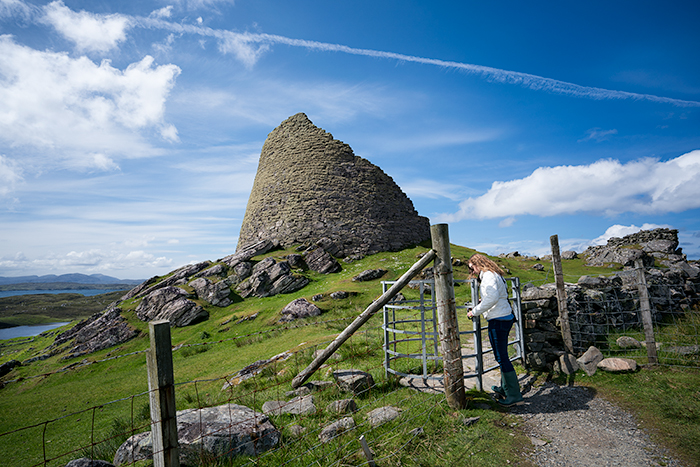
{"left": 400, "top": 178, "right": 466, "bottom": 201}
{"left": 591, "top": 223, "right": 670, "bottom": 245}
{"left": 0, "top": 154, "right": 22, "bottom": 196}
{"left": 43, "top": 1, "right": 131, "bottom": 53}
{"left": 0, "top": 35, "right": 180, "bottom": 167}
{"left": 440, "top": 150, "right": 700, "bottom": 221}
{"left": 150, "top": 6, "right": 173, "bottom": 19}
{"left": 578, "top": 128, "right": 618, "bottom": 143}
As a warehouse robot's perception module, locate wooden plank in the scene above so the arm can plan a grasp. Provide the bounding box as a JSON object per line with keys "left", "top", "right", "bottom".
{"left": 291, "top": 249, "right": 437, "bottom": 388}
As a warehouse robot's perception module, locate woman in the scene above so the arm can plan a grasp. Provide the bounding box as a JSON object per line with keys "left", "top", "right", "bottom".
{"left": 466, "top": 254, "right": 523, "bottom": 406}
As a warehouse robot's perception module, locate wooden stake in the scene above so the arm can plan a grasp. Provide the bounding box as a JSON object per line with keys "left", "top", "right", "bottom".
{"left": 147, "top": 320, "right": 180, "bottom": 467}
{"left": 550, "top": 235, "right": 574, "bottom": 355}
{"left": 635, "top": 259, "right": 658, "bottom": 364}
{"left": 431, "top": 223, "right": 466, "bottom": 410}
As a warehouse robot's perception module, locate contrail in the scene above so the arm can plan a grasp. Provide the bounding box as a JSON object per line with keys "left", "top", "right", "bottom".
{"left": 142, "top": 17, "right": 700, "bottom": 108}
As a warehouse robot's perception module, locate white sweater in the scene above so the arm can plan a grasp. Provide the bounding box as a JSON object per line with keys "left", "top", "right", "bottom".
{"left": 471, "top": 270, "right": 512, "bottom": 320}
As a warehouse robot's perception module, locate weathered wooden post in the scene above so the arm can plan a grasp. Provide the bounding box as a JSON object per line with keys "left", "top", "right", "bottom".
{"left": 550, "top": 235, "right": 574, "bottom": 355}
{"left": 635, "top": 259, "right": 658, "bottom": 364}
{"left": 431, "top": 223, "right": 466, "bottom": 409}
{"left": 147, "top": 320, "right": 179, "bottom": 467}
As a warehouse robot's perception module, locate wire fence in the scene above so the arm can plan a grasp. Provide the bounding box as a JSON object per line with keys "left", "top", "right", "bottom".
{"left": 4, "top": 264, "right": 698, "bottom": 466}
{"left": 2, "top": 313, "right": 467, "bottom": 467}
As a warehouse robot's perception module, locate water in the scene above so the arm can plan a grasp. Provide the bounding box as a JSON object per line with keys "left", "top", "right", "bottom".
{"left": 0, "top": 322, "right": 71, "bottom": 340}
{"left": 0, "top": 289, "right": 124, "bottom": 299}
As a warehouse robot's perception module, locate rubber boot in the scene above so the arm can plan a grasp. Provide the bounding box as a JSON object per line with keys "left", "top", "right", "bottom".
{"left": 491, "top": 372, "right": 506, "bottom": 398}
{"left": 497, "top": 371, "right": 524, "bottom": 407}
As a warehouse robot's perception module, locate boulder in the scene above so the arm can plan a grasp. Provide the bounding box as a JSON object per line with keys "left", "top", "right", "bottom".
{"left": 279, "top": 298, "right": 322, "bottom": 323}
{"left": 558, "top": 353, "right": 579, "bottom": 375}
{"left": 352, "top": 269, "right": 387, "bottom": 282}
{"left": 65, "top": 458, "right": 114, "bottom": 467}
{"left": 115, "top": 404, "right": 280, "bottom": 465}
{"left": 287, "top": 254, "right": 304, "bottom": 268}
{"left": 330, "top": 291, "right": 349, "bottom": 300}
{"left": 53, "top": 306, "right": 138, "bottom": 358}
{"left": 192, "top": 264, "right": 226, "bottom": 278}
{"left": 189, "top": 277, "right": 232, "bottom": 307}
{"left": 326, "top": 399, "right": 358, "bottom": 414}
{"left": 597, "top": 357, "right": 638, "bottom": 372}
{"left": 318, "top": 417, "right": 355, "bottom": 443}
{"left": 616, "top": 336, "right": 642, "bottom": 349}
{"left": 236, "top": 258, "right": 308, "bottom": 298}
{"left": 135, "top": 287, "right": 208, "bottom": 327}
{"left": 262, "top": 395, "right": 316, "bottom": 416}
{"left": 123, "top": 261, "right": 212, "bottom": 300}
{"left": 221, "top": 351, "right": 292, "bottom": 390}
{"left": 561, "top": 250, "right": 578, "bottom": 260}
{"left": 305, "top": 247, "right": 341, "bottom": 274}
{"left": 521, "top": 285, "right": 557, "bottom": 300}
{"left": 532, "top": 263, "right": 545, "bottom": 271}
{"left": 219, "top": 240, "right": 275, "bottom": 267}
{"left": 365, "top": 406, "right": 401, "bottom": 427}
{"left": 0, "top": 359, "right": 20, "bottom": 378}
{"left": 333, "top": 369, "right": 375, "bottom": 395}
{"left": 576, "top": 346, "right": 604, "bottom": 376}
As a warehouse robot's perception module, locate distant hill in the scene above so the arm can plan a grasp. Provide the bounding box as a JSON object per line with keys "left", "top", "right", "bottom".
{"left": 0, "top": 274, "right": 142, "bottom": 287}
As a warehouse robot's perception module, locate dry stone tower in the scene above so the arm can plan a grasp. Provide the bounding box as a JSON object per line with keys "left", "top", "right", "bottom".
{"left": 237, "top": 113, "right": 430, "bottom": 258}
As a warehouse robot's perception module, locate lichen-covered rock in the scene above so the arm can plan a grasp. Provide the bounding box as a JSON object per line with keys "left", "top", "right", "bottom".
{"left": 189, "top": 277, "right": 232, "bottom": 307}
{"left": 53, "top": 306, "right": 138, "bottom": 358}
{"left": 114, "top": 404, "right": 280, "bottom": 465}
{"left": 237, "top": 113, "right": 430, "bottom": 259}
{"left": 279, "top": 298, "right": 321, "bottom": 323}
{"left": 352, "top": 269, "right": 387, "bottom": 282}
{"left": 135, "top": 286, "right": 208, "bottom": 327}
{"left": 318, "top": 417, "right": 355, "bottom": 443}
{"left": 305, "top": 247, "right": 341, "bottom": 274}
{"left": 333, "top": 369, "right": 374, "bottom": 395}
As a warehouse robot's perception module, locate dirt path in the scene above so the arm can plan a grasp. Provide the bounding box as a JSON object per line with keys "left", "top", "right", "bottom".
{"left": 513, "top": 379, "right": 685, "bottom": 467}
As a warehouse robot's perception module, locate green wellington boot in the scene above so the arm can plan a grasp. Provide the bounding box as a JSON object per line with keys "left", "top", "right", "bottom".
{"left": 497, "top": 371, "right": 524, "bottom": 407}
{"left": 491, "top": 372, "right": 506, "bottom": 398}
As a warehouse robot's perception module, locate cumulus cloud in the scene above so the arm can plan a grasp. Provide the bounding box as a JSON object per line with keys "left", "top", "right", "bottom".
{"left": 43, "top": 1, "right": 131, "bottom": 53}
{"left": 0, "top": 248, "right": 172, "bottom": 276}
{"left": 591, "top": 223, "right": 670, "bottom": 245}
{"left": 440, "top": 150, "right": 700, "bottom": 221}
{"left": 0, "top": 35, "right": 180, "bottom": 165}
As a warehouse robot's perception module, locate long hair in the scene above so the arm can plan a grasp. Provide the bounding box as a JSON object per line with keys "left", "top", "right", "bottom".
{"left": 467, "top": 253, "right": 506, "bottom": 278}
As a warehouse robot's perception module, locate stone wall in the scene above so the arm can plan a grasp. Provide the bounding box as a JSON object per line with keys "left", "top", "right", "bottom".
{"left": 522, "top": 229, "right": 700, "bottom": 370}
{"left": 237, "top": 113, "right": 430, "bottom": 259}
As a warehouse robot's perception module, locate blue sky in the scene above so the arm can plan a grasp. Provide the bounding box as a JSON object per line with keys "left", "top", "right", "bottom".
{"left": 0, "top": 0, "right": 699, "bottom": 280}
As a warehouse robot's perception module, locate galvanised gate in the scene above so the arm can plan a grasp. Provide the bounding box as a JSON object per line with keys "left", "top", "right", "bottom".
{"left": 382, "top": 278, "right": 524, "bottom": 391}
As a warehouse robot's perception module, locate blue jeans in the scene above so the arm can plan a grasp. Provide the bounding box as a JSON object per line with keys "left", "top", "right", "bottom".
{"left": 488, "top": 318, "right": 514, "bottom": 373}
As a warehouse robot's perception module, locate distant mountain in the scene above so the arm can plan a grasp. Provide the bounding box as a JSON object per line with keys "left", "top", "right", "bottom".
{"left": 0, "top": 274, "right": 143, "bottom": 286}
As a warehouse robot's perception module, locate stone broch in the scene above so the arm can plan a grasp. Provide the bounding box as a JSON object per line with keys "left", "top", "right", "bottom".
{"left": 237, "top": 113, "right": 430, "bottom": 259}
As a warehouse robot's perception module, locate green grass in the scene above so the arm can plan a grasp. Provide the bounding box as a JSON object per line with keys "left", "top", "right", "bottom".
{"left": 0, "top": 243, "right": 695, "bottom": 466}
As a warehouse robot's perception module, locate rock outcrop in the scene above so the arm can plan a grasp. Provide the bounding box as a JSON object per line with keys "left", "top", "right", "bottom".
{"left": 113, "top": 404, "right": 280, "bottom": 465}
{"left": 583, "top": 228, "right": 684, "bottom": 268}
{"left": 237, "top": 113, "right": 430, "bottom": 259}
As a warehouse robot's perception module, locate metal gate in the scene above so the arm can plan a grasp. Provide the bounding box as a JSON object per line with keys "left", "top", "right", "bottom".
{"left": 382, "top": 277, "right": 524, "bottom": 391}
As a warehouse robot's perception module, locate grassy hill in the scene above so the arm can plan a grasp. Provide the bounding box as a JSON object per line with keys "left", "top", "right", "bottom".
{"left": 0, "top": 243, "right": 696, "bottom": 466}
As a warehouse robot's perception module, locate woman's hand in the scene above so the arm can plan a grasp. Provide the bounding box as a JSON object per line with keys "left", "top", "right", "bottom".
{"left": 467, "top": 310, "right": 474, "bottom": 319}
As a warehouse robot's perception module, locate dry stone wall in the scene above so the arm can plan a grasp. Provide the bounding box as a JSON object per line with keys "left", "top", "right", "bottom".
{"left": 237, "top": 113, "right": 430, "bottom": 259}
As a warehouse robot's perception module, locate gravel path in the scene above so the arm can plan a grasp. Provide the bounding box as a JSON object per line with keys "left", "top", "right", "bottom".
{"left": 511, "top": 379, "right": 686, "bottom": 467}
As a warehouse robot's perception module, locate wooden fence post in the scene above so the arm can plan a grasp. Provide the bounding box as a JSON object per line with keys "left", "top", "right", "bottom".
{"left": 431, "top": 224, "right": 466, "bottom": 410}
{"left": 550, "top": 235, "right": 574, "bottom": 355}
{"left": 635, "top": 259, "right": 659, "bottom": 364}
{"left": 147, "top": 320, "right": 180, "bottom": 467}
